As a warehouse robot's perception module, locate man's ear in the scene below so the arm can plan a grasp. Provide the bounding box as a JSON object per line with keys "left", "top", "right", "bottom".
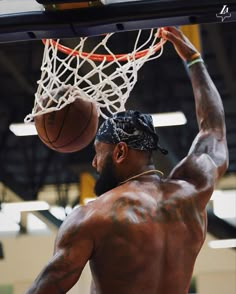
{"left": 113, "top": 142, "right": 128, "bottom": 163}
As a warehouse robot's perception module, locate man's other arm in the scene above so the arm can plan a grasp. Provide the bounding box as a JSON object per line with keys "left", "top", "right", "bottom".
{"left": 25, "top": 206, "right": 94, "bottom": 294}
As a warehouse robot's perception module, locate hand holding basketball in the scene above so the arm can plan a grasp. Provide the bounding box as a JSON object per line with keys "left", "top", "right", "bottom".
{"left": 158, "top": 27, "right": 200, "bottom": 61}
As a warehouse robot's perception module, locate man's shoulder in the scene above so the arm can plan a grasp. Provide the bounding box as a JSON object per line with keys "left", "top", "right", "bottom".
{"left": 160, "top": 177, "right": 198, "bottom": 198}
{"left": 72, "top": 193, "right": 117, "bottom": 224}
{"left": 56, "top": 201, "right": 109, "bottom": 248}
{"left": 81, "top": 186, "right": 135, "bottom": 224}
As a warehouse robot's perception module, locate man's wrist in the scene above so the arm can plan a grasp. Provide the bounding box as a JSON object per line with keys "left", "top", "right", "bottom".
{"left": 186, "top": 52, "right": 204, "bottom": 68}
{"left": 187, "top": 57, "right": 204, "bottom": 68}
{"left": 187, "top": 52, "right": 201, "bottom": 62}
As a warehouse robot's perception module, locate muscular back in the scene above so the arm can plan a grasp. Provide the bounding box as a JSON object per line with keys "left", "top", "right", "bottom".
{"left": 89, "top": 177, "right": 206, "bottom": 294}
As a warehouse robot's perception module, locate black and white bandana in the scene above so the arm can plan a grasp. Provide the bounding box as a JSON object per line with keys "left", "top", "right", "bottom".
{"left": 96, "top": 110, "right": 168, "bottom": 154}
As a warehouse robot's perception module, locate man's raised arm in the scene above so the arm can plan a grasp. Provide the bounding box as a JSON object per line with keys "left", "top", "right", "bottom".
{"left": 160, "top": 27, "right": 228, "bottom": 208}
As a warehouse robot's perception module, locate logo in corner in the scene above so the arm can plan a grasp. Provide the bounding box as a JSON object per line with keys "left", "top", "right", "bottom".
{"left": 216, "top": 5, "right": 231, "bottom": 22}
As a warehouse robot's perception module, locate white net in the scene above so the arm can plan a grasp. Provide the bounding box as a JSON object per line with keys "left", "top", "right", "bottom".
{"left": 24, "top": 29, "right": 165, "bottom": 122}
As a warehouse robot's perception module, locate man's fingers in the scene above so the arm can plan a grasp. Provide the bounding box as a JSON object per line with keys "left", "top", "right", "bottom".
{"left": 165, "top": 26, "right": 182, "bottom": 35}
{"left": 159, "top": 27, "right": 187, "bottom": 45}
{"left": 160, "top": 29, "right": 182, "bottom": 45}
{"left": 158, "top": 26, "right": 199, "bottom": 61}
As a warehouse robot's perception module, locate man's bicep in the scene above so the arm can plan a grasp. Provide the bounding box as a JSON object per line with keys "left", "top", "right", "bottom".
{"left": 52, "top": 221, "right": 94, "bottom": 292}
{"left": 26, "top": 249, "right": 84, "bottom": 293}
{"left": 168, "top": 131, "right": 228, "bottom": 210}
{"left": 26, "top": 237, "right": 93, "bottom": 294}
{"left": 188, "top": 130, "right": 228, "bottom": 175}
{"left": 170, "top": 131, "right": 227, "bottom": 184}
{"left": 26, "top": 207, "right": 94, "bottom": 294}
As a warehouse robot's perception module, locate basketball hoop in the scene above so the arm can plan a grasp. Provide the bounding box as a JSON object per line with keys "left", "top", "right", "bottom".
{"left": 25, "top": 29, "right": 166, "bottom": 122}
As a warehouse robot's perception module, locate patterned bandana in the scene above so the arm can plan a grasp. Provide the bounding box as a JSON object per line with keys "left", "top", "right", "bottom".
{"left": 95, "top": 110, "right": 168, "bottom": 154}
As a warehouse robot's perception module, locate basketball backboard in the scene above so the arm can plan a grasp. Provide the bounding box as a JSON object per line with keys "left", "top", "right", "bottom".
{"left": 0, "top": 0, "right": 236, "bottom": 43}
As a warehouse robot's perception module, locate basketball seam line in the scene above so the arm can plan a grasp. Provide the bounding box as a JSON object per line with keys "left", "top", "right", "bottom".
{"left": 42, "top": 103, "right": 72, "bottom": 145}
{"left": 43, "top": 112, "right": 51, "bottom": 144}
{"left": 53, "top": 103, "right": 94, "bottom": 149}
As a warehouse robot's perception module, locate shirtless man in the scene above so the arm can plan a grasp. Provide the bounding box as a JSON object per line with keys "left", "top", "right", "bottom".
{"left": 26, "top": 27, "right": 228, "bottom": 294}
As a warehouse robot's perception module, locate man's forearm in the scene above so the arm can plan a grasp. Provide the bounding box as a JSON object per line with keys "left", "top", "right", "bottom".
{"left": 189, "top": 62, "right": 226, "bottom": 134}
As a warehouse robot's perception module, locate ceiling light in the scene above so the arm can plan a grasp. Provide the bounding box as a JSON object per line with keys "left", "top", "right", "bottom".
{"left": 49, "top": 206, "right": 67, "bottom": 221}
{"left": 27, "top": 213, "right": 48, "bottom": 233}
{"left": 208, "top": 239, "right": 236, "bottom": 249}
{"left": 9, "top": 123, "right": 38, "bottom": 136}
{"left": 211, "top": 190, "right": 236, "bottom": 219}
{"left": 1, "top": 201, "right": 49, "bottom": 212}
{"left": 151, "top": 111, "right": 187, "bottom": 127}
{"left": 9, "top": 111, "right": 187, "bottom": 136}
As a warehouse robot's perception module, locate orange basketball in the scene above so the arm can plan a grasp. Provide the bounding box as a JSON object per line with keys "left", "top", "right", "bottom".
{"left": 34, "top": 99, "right": 98, "bottom": 153}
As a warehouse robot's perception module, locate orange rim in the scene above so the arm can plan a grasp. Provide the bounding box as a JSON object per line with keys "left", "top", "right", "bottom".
{"left": 42, "top": 37, "right": 166, "bottom": 62}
